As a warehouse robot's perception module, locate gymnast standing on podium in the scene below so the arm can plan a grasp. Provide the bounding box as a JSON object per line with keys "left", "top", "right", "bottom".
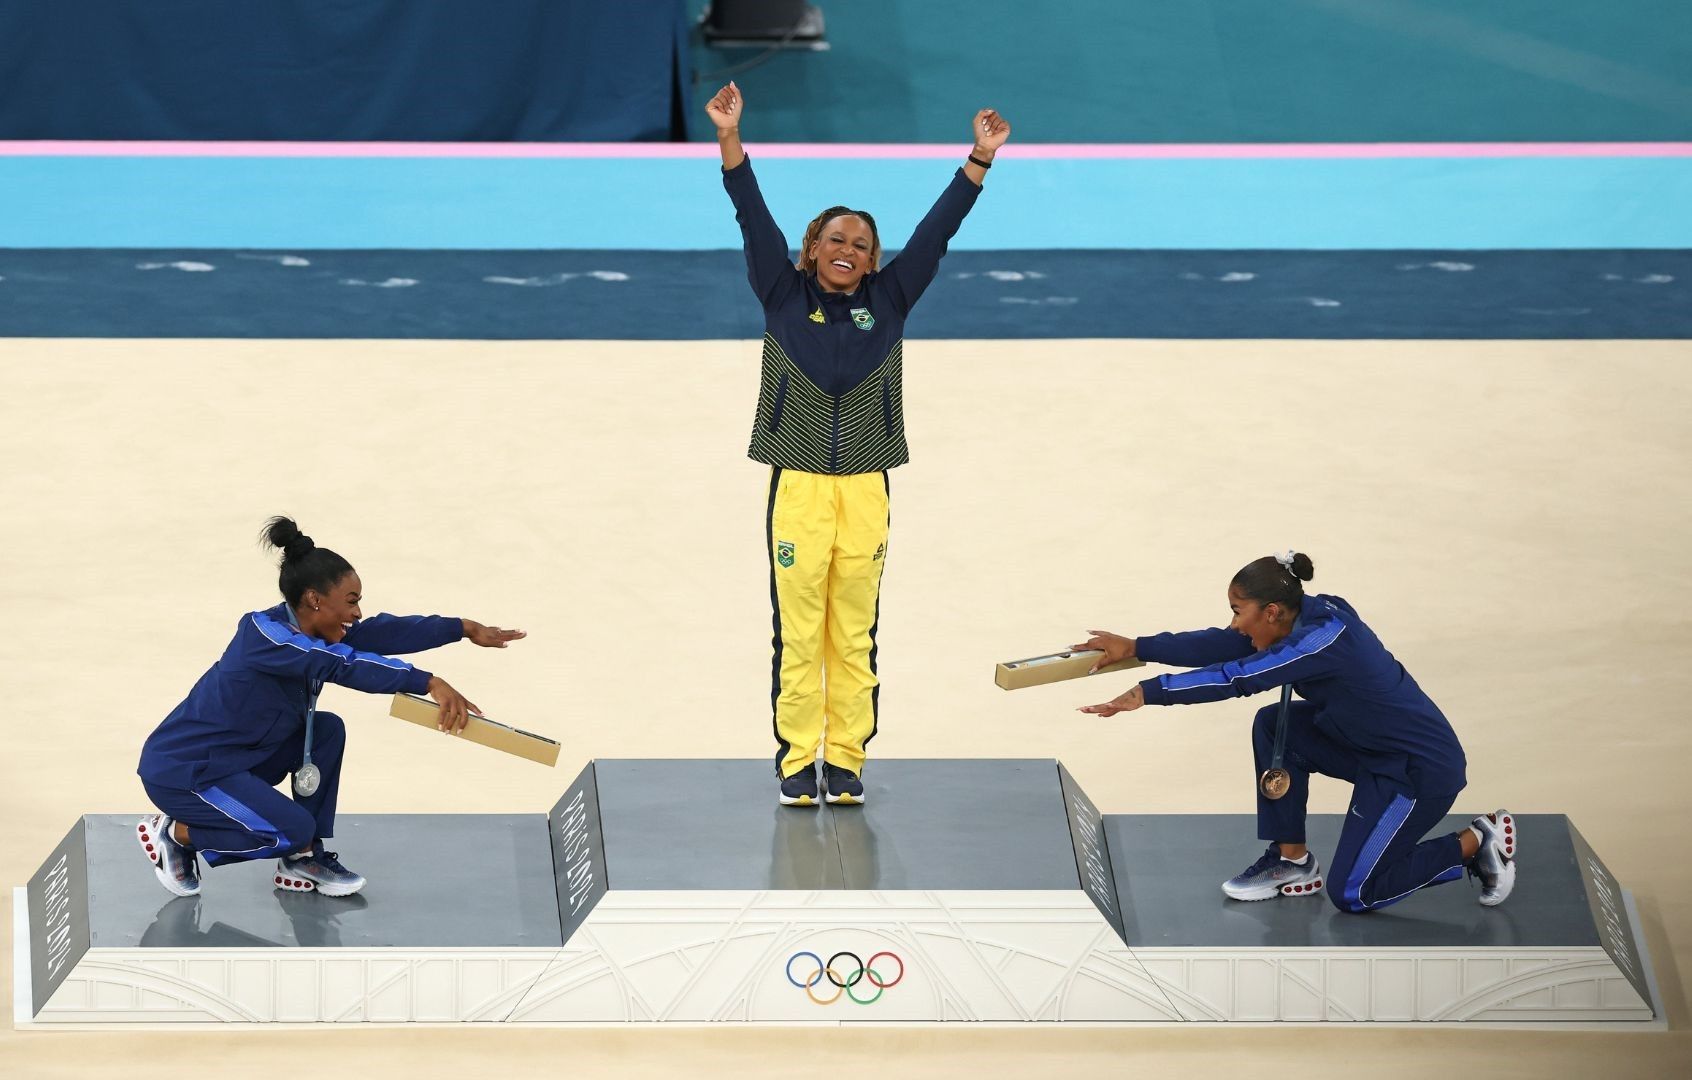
{"left": 135, "top": 516, "right": 524, "bottom": 898}
{"left": 706, "top": 80, "right": 1009, "bottom": 808}
{"left": 1076, "top": 552, "right": 1519, "bottom": 913}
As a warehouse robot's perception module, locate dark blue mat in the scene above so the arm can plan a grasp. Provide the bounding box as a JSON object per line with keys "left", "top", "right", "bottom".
{"left": 2, "top": 249, "right": 1687, "bottom": 339}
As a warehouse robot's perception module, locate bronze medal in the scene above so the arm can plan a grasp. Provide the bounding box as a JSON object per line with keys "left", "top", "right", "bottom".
{"left": 1258, "top": 683, "right": 1296, "bottom": 800}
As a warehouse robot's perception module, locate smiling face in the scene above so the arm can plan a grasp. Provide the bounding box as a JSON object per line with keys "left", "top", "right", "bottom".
{"left": 808, "top": 213, "right": 876, "bottom": 293}
{"left": 1228, "top": 584, "right": 1294, "bottom": 652}
{"left": 298, "top": 571, "right": 363, "bottom": 644}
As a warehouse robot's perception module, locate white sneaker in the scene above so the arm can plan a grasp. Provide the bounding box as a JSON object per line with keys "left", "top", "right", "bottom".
{"left": 1470, "top": 810, "right": 1517, "bottom": 907}
{"left": 274, "top": 849, "right": 366, "bottom": 897}
{"left": 137, "top": 814, "right": 200, "bottom": 897}
{"left": 1222, "top": 845, "right": 1324, "bottom": 901}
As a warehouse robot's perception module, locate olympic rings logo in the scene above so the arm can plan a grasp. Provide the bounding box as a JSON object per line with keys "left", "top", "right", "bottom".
{"left": 785, "top": 950, "right": 904, "bottom": 1006}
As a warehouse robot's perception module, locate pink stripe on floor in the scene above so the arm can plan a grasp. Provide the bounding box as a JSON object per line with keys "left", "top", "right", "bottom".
{"left": 1, "top": 140, "right": 1689, "bottom": 159}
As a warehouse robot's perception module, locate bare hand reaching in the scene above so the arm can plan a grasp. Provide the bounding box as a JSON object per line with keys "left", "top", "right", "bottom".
{"left": 463, "top": 620, "right": 526, "bottom": 648}
{"left": 1078, "top": 684, "right": 1145, "bottom": 718}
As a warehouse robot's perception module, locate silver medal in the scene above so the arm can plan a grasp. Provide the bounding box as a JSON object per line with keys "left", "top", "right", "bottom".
{"left": 293, "top": 762, "right": 321, "bottom": 797}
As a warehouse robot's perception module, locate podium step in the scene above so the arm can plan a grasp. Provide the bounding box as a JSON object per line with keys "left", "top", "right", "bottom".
{"left": 18, "top": 759, "right": 1660, "bottom": 1026}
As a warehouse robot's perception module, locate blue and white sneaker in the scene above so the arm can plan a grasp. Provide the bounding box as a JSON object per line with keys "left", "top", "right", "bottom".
{"left": 274, "top": 848, "right": 366, "bottom": 897}
{"left": 1469, "top": 810, "right": 1517, "bottom": 907}
{"left": 137, "top": 814, "right": 200, "bottom": 897}
{"left": 1222, "top": 845, "right": 1324, "bottom": 901}
{"left": 822, "top": 763, "right": 865, "bottom": 805}
{"left": 779, "top": 765, "right": 819, "bottom": 807}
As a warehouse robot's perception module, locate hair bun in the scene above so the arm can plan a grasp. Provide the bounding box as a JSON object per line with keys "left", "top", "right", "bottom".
{"left": 1290, "top": 552, "right": 1315, "bottom": 582}
{"left": 283, "top": 533, "right": 315, "bottom": 561}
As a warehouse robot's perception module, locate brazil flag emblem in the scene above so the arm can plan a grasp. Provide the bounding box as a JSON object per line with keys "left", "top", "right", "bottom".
{"left": 850, "top": 307, "right": 875, "bottom": 331}
{"left": 777, "top": 541, "right": 795, "bottom": 568}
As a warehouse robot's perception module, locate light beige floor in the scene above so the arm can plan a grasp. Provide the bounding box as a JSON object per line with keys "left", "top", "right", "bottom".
{"left": 2, "top": 338, "right": 1690, "bottom": 1077}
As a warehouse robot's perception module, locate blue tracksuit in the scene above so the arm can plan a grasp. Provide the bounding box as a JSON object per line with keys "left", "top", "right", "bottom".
{"left": 138, "top": 604, "right": 461, "bottom": 865}
{"left": 1137, "top": 594, "right": 1471, "bottom": 912}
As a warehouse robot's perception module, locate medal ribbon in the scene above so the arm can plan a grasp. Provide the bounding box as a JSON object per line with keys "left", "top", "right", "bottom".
{"left": 281, "top": 605, "right": 323, "bottom": 788}
{"left": 1269, "top": 682, "right": 1292, "bottom": 774}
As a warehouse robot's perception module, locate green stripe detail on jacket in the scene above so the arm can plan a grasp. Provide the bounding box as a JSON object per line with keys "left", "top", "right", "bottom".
{"left": 748, "top": 334, "right": 910, "bottom": 475}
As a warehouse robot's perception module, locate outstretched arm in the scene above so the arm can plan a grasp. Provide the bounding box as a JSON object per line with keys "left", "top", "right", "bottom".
{"left": 882, "top": 108, "right": 1011, "bottom": 313}
{"left": 1133, "top": 627, "right": 1257, "bottom": 668}
{"left": 707, "top": 81, "right": 798, "bottom": 308}
{"left": 1080, "top": 619, "right": 1345, "bottom": 716}
{"left": 1144, "top": 620, "right": 1348, "bottom": 707}
{"left": 244, "top": 609, "right": 433, "bottom": 696}
{"left": 342, "top": 614, "right": 525, "bottom": 655}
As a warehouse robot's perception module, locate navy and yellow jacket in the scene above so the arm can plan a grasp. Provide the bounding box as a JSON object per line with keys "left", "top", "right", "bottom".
{"left": 1134, "top": 594, "right": 1467, "bottom": 793}
{"left": 138, "top": 604, "right": 462, "bottom": 789}
{"left": 722, "top": 156, "right": 982, "bottom": 474}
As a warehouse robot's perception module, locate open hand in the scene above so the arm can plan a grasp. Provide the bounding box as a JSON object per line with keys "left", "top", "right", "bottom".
{"left": 705, "top": 82, "right": 743, "bottom": 132}
{"left": 1078, "top": 684, "right": 1144, "bottom": 718}
{"left": 973, "top": 108, "right": 1011, "bottom": 153}
{"left": 464, "top": 620, "right": 526, "bottom": 648}
{"left": 1071, "top": 630, "right": 1135, "bottom": 673}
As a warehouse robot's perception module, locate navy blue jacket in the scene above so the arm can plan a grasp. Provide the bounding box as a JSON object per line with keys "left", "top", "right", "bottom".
{"left": 722, "top": 156, "right": 982, "bottom": 474}
{"left": 1135, "top": 594, "right": 1467, "bottom": 793}
{"left": 138, "top": 604, "right": 462, "bottom": 789}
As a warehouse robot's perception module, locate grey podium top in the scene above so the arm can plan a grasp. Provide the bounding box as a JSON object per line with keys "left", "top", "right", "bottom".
{"left": 591, "top": 759, "right": 1083, "bottom": 891}
{"left": 83, "top": 814, "right": 562, "bottom": 949}
{"left": 1106, "top": 813, "right": 1601, "bottom": 949}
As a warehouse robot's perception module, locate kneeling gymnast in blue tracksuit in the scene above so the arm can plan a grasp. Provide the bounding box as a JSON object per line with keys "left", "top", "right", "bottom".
{"left": 1077, "top": 551, "right": 1518, "bottom": 912}
{"left": 135, "top": 516, "right": 525, "bottom": 898}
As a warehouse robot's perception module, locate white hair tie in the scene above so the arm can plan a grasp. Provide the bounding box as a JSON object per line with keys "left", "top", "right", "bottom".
{"left": 1274, "top": 549, "right": 1298, "bottom": 572}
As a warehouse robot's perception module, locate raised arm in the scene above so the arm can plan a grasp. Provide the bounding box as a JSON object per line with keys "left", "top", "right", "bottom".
{"left": 706, "top": 81, "right": 798, "bottom": 308}
{"left": 881, "top": 108, "right": 1010, "bottom": 313}
{"left": 706, "top": 81, "right": 746, "bottom": 171}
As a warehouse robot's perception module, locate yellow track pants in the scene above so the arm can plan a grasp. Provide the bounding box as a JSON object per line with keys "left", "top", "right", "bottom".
{"left": 767, "top": 467, "right": 890, "bottom": 779}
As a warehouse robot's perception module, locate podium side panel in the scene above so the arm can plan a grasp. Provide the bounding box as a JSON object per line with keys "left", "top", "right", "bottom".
{"left": 548, "top": 763, "right": 608, "bottom": 946}
{"left": 27, "top": 817, "right": 91, "bottom": 1017}
{"left": 1569, "top": 819, "right": 1653, "bottom": 1012}
{"left": 1057, "top": 763, "right": 1125, "bottom": 943}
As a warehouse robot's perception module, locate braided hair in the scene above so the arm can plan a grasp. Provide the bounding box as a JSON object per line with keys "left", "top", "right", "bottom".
{"left": 797, "top": 206, "right": 881, "bottom": 275}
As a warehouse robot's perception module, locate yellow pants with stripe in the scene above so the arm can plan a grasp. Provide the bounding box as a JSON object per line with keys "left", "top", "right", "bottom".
{"left": 767, "top": 467, "right": 889, "bottom": 779}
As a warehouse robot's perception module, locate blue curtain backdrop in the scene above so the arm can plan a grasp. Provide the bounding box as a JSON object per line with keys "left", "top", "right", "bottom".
{"left": 0, "top": 0, "right": 692, "bottom": 141}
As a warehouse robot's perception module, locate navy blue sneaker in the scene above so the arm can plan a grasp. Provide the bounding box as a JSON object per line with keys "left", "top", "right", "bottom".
{"left": 779, "top": 765, "right": 819, "bottom": 807}
{"left": 822, "top": 763, "right": 865, "bottom": 806}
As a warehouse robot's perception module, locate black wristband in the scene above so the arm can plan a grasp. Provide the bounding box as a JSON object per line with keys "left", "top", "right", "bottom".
{"left": 968, "top": 153, "right": 993, "bottom": 169}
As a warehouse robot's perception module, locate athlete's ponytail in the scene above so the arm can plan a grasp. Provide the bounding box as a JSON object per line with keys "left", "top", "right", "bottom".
{"left": 1231, "top": 551, "right": 1314, "bottom": 612}
{"left": 259, "top": 516, "right": 354, "bottom": 607}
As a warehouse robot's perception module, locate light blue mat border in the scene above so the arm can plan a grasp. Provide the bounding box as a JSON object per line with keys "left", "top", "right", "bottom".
{"left": 3, "top": 155, "right": 1689, "bottom": 250}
